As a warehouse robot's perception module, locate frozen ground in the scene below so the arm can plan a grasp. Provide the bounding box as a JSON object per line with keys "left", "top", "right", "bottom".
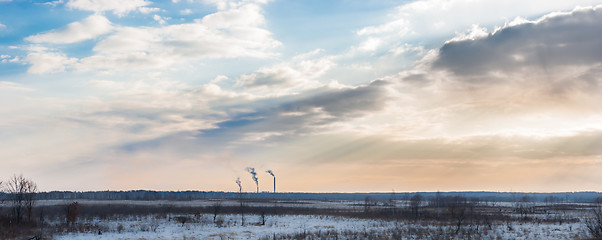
{"left": 52, "top": 213, "right": 587, "bottom": 240}
{"left": 54, "top": 214, "right": 392, "bottom": 240}
{"left": 12, "top": 199, "right": 593, "bottom": 239}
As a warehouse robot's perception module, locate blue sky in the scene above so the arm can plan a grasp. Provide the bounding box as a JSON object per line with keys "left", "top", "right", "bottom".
{"left": 2, "top": 0, "right": 602, "bottom": 192}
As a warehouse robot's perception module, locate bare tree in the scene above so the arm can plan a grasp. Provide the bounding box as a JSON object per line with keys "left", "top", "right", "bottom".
{"left": 66, "top": 201, "right": 80, "bottom": 223}
{"left": 212, "top": 201, "right": 222, "bottom": 224}
{"left": 586, "top": 203, "right": 602, "bottom": 238}
{"left": 0, "top": 180, "right": 3, "bottom": 204}
{"left": 5, "top": 174, "right": 38, "bottom": 224}
{"left": 447, "top": 196, "right": 468, "bottom": 234}
{"left": 409, "top": 194, "right": 423, "bottom": 220}
{"left": 363, "top": 196, "right": 372, "bottom": 214}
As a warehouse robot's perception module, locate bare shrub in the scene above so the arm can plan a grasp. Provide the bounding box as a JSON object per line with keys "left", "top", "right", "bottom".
{"left": 410, "top": 194, "right": 423, "bottom": 220}
{"left": 65, "top": 202, "right": 79, "bottom": 223}
{"left": 585, "top": 205, "right": 602, "bottom": 238}
{"left": 173, "top": 216, "right": 190, "bottom": 227}
{"left": 212, "top": 201, "right": 221, "bottom": 223}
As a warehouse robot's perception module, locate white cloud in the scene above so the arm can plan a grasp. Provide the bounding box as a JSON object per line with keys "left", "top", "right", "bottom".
{"left": 25, "top": 49, "right": 77, "bottom": 74}
{"left": 446, "top": 24, "right": 489, "bottom": 43}
{"left": 0, "top": 82, "right": 34, "bottom": 92}
{"left": 180, "top": 9, "right": 192, "bottom": 15}
{"left": 203, "top": 0, "right": 270, "bottom": 11}
{"left": 357, "top": 37, "right": 382, "bottom": 52}
{"left": 22, "top": 1, "right": 279, "bottom": 73}
{"left": 71, "top": 2, "right": 279, "bottom": 72}
{"left": 235, "top": 50, "right": 334, "bottom": 91}
{"left": 389, "top": 43, "right": 425, "bottom": 56}
{"left": 201, "top": 3, "right": 266, "bottom": 28}
{"left": 66, "top": 0, "right": 153, "bottom": 16}
{"left": 153, "top": 14, "right": 169, "bottom": 25}
{"left": 0, "top": 55, "right": 20, "bottom": 64}
{"left": 139, "top": 7, "right": 160, "bottom": 14}
{"left": 26, "top": 15, "right": 113, "bottom": 44}
{"left": 44, "top": 0, "right": 64, "bottom": 7}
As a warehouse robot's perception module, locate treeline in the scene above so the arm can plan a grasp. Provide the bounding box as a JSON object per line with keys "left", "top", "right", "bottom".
{"left": 19, "top": 190, "right": 602, "bottom": 202}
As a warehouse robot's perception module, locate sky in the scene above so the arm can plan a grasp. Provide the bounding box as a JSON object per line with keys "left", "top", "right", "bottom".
{"left": 1, "top": 0, "right": 602, "bottom": 193}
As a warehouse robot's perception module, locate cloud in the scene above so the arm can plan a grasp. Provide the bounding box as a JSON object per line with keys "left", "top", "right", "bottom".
{"left": 235, "top": 50, "right": 334, "bottom": 90}
{"left": 355, "top": 0, "right": 602, "bottom": 55}
{"left": 294, "top": 130, "right": 602, "bottom": 164}
{"left": 26, "top": 2, "right": 280, "bottom": 73}
{"left": 66, "top": 0, "right": 153, "bottom": 16}
{"left": 199, "top": 80, "right": 391, "bottom": 143}
{"left": 180, "top": 9, "right": 192, "bottom": 15}
{"left": 200, "top": 3, "right": 265, "bottom": 28}
{"left": 71, "top": 78, "right": 390, "bottom": 158}
{"left": 0, "top": 81, "right": 35, "bottom": 92}
{"left": 10, "top": 1, "right": 602, "bottom": 191}
{"left": 153, "top": 14, "right": 169, "bottom": 25}
{"left": 70, "top": 5, "right": 602, "bottom": 163}
{"left": 26, "top": 15, "right": 113, "bottom": 44}
{"left": 202, "top": 0, "right": 270, "bottom": 11}
{"left": 67, "top": 78, "right": 222, "bottom": 143}
{"left": 416, "top": 5, "right": 602, "bottom": 114}
{"left": 0, "top": 22, "right": 5, "bottom": 29}
{"left": 434, "top": 5, "right": 602, "bottom": 76}
{"left": 44, "top": 0, "right": 64, "bottom": 7}
{"left": 25, "top": 49, "right": 77, "bottom": 74}
{"left": 365, "top": 5, "right": 602, "bottom": 140}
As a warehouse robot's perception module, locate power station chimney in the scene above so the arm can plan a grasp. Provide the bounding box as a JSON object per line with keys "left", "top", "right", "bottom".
{"left": 246, "top": 167, "right": 259, "bottom": 193}
{"left": 266, "top": 170, "right": 275, "bottom": 193}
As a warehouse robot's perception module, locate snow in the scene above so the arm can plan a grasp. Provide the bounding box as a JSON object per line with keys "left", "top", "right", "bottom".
{"left": 51, "top": 213, "right": 589, "bottom": 240}
{"left": 53, "top": 214, "right": 391, "bottom": 240}
{"left": 36, "top": 199, "right": 593, "bottom": 239}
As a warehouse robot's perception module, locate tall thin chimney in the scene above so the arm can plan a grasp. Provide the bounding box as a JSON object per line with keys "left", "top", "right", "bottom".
{"left": 266, "top": 170, "right": 275, "bottom": 193}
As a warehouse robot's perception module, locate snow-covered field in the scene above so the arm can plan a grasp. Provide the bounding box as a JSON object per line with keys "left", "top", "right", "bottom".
{"left": 54, "top": 214, "right": 390, "bottom": 240}
{"left": 51, "top": 213, "right": 588, "bottom": 240}
{"left": 6, "top": 199, "right": 594, "bottom": 239}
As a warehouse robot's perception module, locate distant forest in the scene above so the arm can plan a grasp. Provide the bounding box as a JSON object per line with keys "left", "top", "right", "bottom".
{"left": 3, "top": 190, "right": 601, "bottom": 203}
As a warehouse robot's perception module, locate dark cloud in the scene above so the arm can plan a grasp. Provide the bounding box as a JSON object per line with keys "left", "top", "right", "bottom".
{"left": 110, "top": 80, "right": 391, "bottom": 154}
{"left": 434, "top": 6, "right": 602, "bottom": 77}
{"left": 206, "top": 80, "right": 390, "bottom": 137}
{"left": 279, "top": 80, "right": 389, "bottom": 118}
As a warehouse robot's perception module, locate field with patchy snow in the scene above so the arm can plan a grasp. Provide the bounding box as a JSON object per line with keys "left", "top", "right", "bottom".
{"left": 1, "top": 197, "right": 593, "bottom": 239}
{"left": 50, "top": 213, "right": 588, "bottom": 240}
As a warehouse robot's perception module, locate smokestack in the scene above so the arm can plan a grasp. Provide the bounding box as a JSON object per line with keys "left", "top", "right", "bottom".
{"left": 246, "top": 167, "right": 259, "bottom": 193}
{"left": 235, "top": 177, "right": 242, "bottom": 193}
{"left": 266, "top": 170, "right": 275, "bottom": 193}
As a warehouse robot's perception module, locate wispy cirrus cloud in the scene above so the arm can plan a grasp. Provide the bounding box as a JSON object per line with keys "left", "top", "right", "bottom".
{"left": 26, "top": 15, "right": 113, "bottom": 44}
{"left": 235, "top": 49, "right": 334, "bottom": 91}
{"left": 66, "top": 0, "right": 156, "bottom": 16}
